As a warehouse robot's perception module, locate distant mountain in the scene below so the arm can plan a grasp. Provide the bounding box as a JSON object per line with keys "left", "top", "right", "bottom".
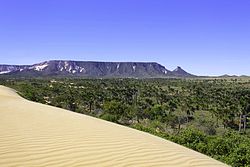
{"left": 219, "top": 74, "right": 234, "bottom": 78}
{"left": 0, "top": 60, "right": 195, "bottom": 78}
{"left": 171, "top": 66, "right": 194, "bottom": 77}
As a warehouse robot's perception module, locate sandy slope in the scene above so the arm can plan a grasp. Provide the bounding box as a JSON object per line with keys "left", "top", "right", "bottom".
{"left": 0, "top": 85, "right": 228, "bottom": 167}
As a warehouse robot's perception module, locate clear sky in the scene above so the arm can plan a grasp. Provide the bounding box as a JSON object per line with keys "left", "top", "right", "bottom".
{"left": 0, "top": 0, "right": 249, "bottom": 76}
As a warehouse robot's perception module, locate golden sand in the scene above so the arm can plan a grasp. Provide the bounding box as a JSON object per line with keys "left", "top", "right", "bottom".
{"left": 0, "top": 85, "right": 228, "bottom": 166}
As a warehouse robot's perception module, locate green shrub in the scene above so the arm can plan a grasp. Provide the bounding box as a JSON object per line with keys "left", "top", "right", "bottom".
{"left": 225, "top": 143, "right": 250, "bottom": 166}
{"left": 100, "top": 113, "right": 119, "bottom": 123}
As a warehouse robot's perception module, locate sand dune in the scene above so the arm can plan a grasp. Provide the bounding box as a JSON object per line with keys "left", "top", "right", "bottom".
{"left": 0, "top": 85, "right": 228, "bottom": 167}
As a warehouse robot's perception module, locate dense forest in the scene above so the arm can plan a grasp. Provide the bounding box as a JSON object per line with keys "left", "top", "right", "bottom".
{"left": 1, "top": 77, "right": 250, "bottom": 166}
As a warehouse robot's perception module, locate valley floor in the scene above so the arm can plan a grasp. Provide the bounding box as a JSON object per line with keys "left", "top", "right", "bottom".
{"left": 0, "top": 86, "right": 227, "bottom": 167}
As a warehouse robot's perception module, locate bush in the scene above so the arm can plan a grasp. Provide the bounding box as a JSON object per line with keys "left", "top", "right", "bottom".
{"left": 207, "top": 137, "right": 232, "bottom": 156}
{"left": 173, "top": 128, "right": 207, "bottom": 151}
{"left": 100, "top": 113, "right": 119, "bottom": 123}
{"left": 225, "top": 143, "right": 250, "bottom": 166}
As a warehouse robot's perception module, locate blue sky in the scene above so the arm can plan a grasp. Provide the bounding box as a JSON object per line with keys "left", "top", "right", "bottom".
{"left": 0, "top": 0, "right": 249, "bottom": 76}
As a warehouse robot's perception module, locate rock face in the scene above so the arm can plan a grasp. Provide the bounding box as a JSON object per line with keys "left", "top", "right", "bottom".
{"left": 0, "top": 60, "right": 195, "bottom": 78}
{"left": 0, "top": 65, "right": 30, "bottom": 74}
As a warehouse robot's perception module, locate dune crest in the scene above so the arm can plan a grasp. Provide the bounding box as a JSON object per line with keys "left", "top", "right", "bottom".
{"left": 0, "top": 85, "right": 228, "bottom": 166}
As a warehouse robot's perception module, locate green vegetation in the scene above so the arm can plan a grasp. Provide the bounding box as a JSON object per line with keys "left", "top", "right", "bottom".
{"left": 1, "top": 77, "right": 250, "bottom": 166}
